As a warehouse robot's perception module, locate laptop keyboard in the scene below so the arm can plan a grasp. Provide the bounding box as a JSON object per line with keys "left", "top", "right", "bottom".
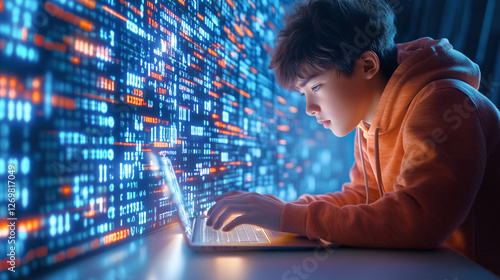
{"left": 201, "top": 218, "right": 269, "bottom": 244}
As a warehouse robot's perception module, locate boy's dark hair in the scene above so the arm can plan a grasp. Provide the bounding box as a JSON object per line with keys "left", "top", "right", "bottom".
{"left": 269, "top": 0, "right": 399, "bottom": 91}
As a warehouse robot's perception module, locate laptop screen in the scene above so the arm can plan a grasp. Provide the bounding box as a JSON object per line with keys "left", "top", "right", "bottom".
{"left": 157, "top": 155, "right": 193, "bottom": 241}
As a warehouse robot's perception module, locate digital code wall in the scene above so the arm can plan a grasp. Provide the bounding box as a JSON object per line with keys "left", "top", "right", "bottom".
{"left": 0, "top": 0, "right": 354, "bottom": 278}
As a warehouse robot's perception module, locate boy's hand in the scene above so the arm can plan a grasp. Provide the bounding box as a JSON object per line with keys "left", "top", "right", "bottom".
{"left": 206, "top": 191, "right": 285, "bottom": 232}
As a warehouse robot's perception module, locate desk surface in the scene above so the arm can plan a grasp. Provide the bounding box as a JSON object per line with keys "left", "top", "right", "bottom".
{"left": 39, "top": 223, "right": 499, "bottom": 280}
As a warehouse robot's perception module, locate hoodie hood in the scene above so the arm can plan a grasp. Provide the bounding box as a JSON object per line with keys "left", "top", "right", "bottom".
{"left": 356, "top": 37, "right": 482, "bottom": 201}
{"left": 360, "top": 37, "right": 481, "bottom": 136}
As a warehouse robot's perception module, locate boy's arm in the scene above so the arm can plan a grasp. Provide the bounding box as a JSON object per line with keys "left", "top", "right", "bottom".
{"left": 280, "top": 89, "right": 488, "bottom": 248}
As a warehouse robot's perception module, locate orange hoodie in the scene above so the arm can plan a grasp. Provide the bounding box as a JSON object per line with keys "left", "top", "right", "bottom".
{"left": 280, "top": 37, "right": 500, "bottom": 275}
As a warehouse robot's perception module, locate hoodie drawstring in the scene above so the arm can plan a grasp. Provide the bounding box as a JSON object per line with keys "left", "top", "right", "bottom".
{"left": 357, "top": 126, "right": 386, "bottom": 204}
{"left": 374, "top": 127, "right": 386, "bottom": 197}
{"left": 357, "top": 126, "right": 370, "bottom": 204}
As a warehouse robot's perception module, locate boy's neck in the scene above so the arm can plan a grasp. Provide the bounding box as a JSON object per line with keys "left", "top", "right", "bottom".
{"left": 363, "top": 73, "right": 389, "bottom": 125}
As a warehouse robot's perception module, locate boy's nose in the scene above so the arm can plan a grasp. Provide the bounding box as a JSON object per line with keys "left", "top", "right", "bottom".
{"left": 305, "top": 100, "right": 320, "bottom": 116}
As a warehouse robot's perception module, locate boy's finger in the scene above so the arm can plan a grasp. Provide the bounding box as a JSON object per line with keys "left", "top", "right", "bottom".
{"left": 213, "top": 203, "right": 248, "bottom": 230}
{"left": 206, "top": 202, "right": 226, "bottom": 227}
{"left": 207, "top": 197, "right": 249, "bottom": 227}
{"left": 222, "top": 215, "right": 248, "bottom": 232}
{"left": 212, "top": 207, "right": 238, "bottom": 230}
{"left": 207, "top": 204, "right": 216, "bottom": 216}
{"left": 208, "top": 195, "right": 241, "bottom": 216}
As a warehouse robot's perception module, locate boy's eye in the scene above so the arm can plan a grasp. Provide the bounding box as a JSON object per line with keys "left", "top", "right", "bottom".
{"left": 312, "top": 85, "right": 321, "bottom": 91}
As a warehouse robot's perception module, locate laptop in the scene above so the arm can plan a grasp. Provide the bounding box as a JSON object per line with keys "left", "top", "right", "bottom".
{"left": 146, "top": 151, "right": 334, "bottom": 251}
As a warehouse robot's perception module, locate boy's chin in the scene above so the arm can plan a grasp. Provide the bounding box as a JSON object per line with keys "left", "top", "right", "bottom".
{"left": 330, "top": 124, "right": 355, "bottom": 137}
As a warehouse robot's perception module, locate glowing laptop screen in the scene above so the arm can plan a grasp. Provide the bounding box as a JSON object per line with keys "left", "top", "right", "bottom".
{"left": 158, "top": 155, "right": 193, "bottom": 241}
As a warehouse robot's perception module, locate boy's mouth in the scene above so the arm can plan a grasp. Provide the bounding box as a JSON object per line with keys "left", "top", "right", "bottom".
{"left": 317, "top": 119, "right": 331, "bottom": 128}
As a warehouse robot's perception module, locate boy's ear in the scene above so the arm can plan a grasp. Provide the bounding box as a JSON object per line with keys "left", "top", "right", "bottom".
{"left": 359, "top": 50, "right": 381, "bottom": 80}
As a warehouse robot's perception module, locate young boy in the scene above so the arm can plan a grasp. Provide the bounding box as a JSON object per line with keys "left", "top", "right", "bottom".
{"left": 206, "top": 0, "right": 500, "bottom": 275}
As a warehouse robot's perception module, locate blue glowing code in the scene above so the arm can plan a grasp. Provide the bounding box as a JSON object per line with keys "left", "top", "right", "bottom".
{"left": 0, "top": 0, "right": 353, "bottom": 278}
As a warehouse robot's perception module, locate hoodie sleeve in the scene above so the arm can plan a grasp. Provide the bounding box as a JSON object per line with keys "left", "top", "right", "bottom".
{"left": 293, "top": 131, "right": 380, "bottom": 206}
{"left": 280, "top": 89, "right": 487, "bottom": 248}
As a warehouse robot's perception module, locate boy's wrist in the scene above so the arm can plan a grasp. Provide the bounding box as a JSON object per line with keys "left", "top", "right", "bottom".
{"left": 280, "top": 202, "right": 309, "bottom": 236}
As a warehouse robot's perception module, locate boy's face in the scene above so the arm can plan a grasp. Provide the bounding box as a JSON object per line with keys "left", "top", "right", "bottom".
{"left": 295, "top": 56, "right": 382, "bottom": 137}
